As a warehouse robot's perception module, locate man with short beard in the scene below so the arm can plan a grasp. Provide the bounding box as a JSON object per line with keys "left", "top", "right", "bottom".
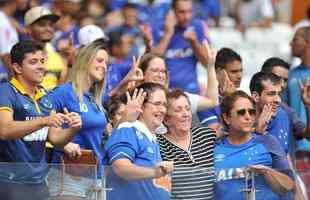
{"left": 250, "top": 72, "right": 291, "bottom": 153}
{"left": 24, "top": 6, "right": 68, "bottom": 91}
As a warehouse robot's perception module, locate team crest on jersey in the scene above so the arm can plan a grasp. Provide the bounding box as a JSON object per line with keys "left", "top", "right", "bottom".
{"left": 42, "top": 99, "right": 53, "bottom": 109}
{"left": 23, "top": 104, "right": 30, "bottom": 110}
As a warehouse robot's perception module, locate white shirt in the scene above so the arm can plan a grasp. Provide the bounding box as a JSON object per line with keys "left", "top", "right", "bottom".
{"left": 239, "top": 0, "right": 274, "bottom": 27}
{"left": 0, "top": 11, "right": 19, "bottom": 55}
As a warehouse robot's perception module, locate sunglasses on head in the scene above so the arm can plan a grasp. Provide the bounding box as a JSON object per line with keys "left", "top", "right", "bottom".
{"left": 236, "top": 108, "right": 256, "bottom": 116}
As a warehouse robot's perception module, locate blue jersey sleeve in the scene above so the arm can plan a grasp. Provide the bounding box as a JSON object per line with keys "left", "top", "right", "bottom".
{"left": 193, "top": 19, "right": 208, "bottom": 44}
{"left": 198, "top": 106, "right": 221, "bottom": 126}
{"left": 0, "top": 83, "right": 15, "bottom": 111}
{"left": 256, "top": 134, "right": 290, "bottom": 171}
{"left": 282, "top": 104, "right": 306, "bottom": 136}
{"left": 105, "top": 127, "right": 139, "bottom": 165}
{"left": 47, "top": 84, "right": 68, "bottom": 112}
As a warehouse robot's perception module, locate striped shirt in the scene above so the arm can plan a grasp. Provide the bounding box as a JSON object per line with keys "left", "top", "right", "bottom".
{"left": 157, "top": 127, "right": 216, "bottom": 200}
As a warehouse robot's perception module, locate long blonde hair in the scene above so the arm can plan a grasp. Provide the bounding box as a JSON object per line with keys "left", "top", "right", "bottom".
{"left": 70, "top": 41, "right": 108, "bottom": 109}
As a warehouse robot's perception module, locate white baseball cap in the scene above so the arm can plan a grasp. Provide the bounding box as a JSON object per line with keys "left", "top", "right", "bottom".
{"left": 78, "top": 25, "right": 108, "bottom": 46}
{"left": 24, "top": 6, "right": 60, "bottom": 26}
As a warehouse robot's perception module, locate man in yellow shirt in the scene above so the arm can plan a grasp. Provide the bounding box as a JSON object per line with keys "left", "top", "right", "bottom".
{"left": 24, "top": 6, "right": 68, "bottom": 91}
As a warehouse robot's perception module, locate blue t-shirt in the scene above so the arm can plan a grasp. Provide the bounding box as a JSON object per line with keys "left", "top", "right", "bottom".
{"left": 152, "top": 19, "right": 208, "bottom": 94}
{"left": 138, "top": 3, "right": 170, "bottom": 27}
{"left": 47, "top": 83, "right": 107, "bottom": 177}
{"left": 106, "top": 58, "right": 132, "bottom": 93}
{"left": 287, "top": 64, "right": 310, "bottom": 151}
{"left": 214, "top": 134, "right": 292, "bottom": 200}
{"left": 0, "top": 78, "right": 52, "bottom": 184}
{"left": 280, "top": 103, "right": 306, "bottom": 156}
{"left": 104, "top": 121, "right": 170, "bottom": 200}
{"left": 267, "top": 107, "right": 291, "bottom": 154}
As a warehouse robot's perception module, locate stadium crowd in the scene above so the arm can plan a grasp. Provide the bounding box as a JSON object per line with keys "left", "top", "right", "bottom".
{"left": 0, "top": 0, "right": 309, "bottom": 199}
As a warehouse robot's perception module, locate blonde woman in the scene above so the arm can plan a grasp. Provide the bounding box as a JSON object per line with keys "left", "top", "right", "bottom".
{"left": 47, "top": 40, "right": 109, "bottom": 200}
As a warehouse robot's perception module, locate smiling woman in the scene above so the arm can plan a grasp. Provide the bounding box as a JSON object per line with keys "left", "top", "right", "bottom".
{"left": 214, "top": 90, "right": 294, "bottom": 200}
{"left": 46, "top": 40, "right": 109, "bottom": 200}
{"left": 104, "top": 82, "right": 173, "bottom": 200}
{"left": 157, "top": 89, "right": 216, "bottom": 200}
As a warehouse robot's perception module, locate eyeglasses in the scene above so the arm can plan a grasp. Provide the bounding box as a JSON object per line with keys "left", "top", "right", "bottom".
{"left": 236, "top": 108, "right": 256, "bottom": 117}
{"left": 149, "top": 68, "right": 167, "bottom": 74}
{"left": 146, "top": 100, "right": 167, "bottom": 108}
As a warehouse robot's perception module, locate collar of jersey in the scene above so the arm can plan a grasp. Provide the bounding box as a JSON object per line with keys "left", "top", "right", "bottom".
{"left": 10, "top": 78, "right": 45, "bottom": 100}
{"left": 118, "top": 120, "right": 157, "bottom": 142}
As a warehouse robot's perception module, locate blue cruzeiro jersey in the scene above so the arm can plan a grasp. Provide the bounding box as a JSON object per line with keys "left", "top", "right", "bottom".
{"left": 214, "top": 134, "right": 292, "bottom": 200}
{"left": 0, "top": 78, "right": 53, "bottom": 184}
{"left": 47, "top": 83, "right": 107, "bottom": 178}
{"left": 198, "top": 105, "right": 221, "bottom": 127}
{"left": 267, "top": 107, "right": 291, "bottom": 154}
{"left": 152, "top": 19, "right": 209, "bottom": 94}
{"left": 104, "top": 121, "right": 171, "bottom": 200}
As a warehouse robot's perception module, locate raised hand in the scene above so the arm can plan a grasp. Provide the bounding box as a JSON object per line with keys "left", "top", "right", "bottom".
{"left": 256, "top": 104, "right": 273, "bottom": 134}
{"left": 125, "top": 56, "right": 144, "bottom": 90}
{"left": 164, "top": 10, "right": 176, "bottom": 34}
{"left": 201, "top": 40, "right": 217, "bottom": 67}
{"left": 121, "top": 88, "right": 146, "bottom": 122}
{"left": 139, "top": 24, "right": 153, "bottom": 50}
{"left": 218, "top": 69, "right": 236, "bottom": 95}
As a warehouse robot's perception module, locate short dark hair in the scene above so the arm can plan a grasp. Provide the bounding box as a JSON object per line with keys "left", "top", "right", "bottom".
{"left": 261, "top": 57, "right": 290, "bottom": 73}
{"left": 172, "top": 0, "right": 192, "bottom": 9}
{"left": 215, "top": 47, "right": 242, "bottom": 71}
{"left": 167, "top": 88, "right": 190, "bottom": 108}
{"left": 107, "top": 29, "right": 126, "bottom": 53}
{"left": 106, "top": 94, "right": 127, "bottom": 123}
{"left": 10, "top": 40, "right": 43, "bottom": 65}
{"left": 221, "top": 90, "right": 254, "bottom": 117}
{"left": 249, "top": 71, "right": 281, "bottom": 95}
{"left": 136, "top": 82, "right": 166, "bottom": 104}
{"left": 123, "top": 2, "right": 137, "bottom": 10}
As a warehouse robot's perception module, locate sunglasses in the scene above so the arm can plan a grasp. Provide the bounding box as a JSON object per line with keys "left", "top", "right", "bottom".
{"left": 236, "top": 108, "right": 256, "bottom": 116}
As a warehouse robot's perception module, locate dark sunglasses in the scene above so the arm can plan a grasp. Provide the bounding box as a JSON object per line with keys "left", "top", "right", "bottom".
{"left": 236, "top": 108, "right": 256, "bottom": 116}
